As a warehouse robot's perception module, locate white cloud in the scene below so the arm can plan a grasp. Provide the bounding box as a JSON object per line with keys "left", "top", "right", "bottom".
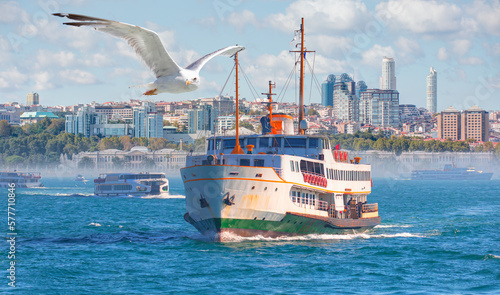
{"left": 394, "top": 37, "right": 424, "bottom": 60}
{"left": 36, "top": 50, "right": 76, "bottom": 68}
{"left": 33, "top": 71, "right": 54, "bottom": 91}
{"left": 375, "top": 0, "right": 466, "bottom": 35}
{"left": 437, "top": 47, "right": 449, "bottom": 60}
{"left": 0, "top": 1, "right": 29, "bottom": 23}
{"left": 59, "top": 69, "right": 98, "bottom": 85}
{"left": 267, "top": 0, "right": 372, "bottom": 34}
{"left": 0, "top": 67, "right": 28, "bottom": 90}
{"left": 308, "top": 35, "right": 353, "bottom": 57}
{"left": 458, "top": 56, "right": 484, "bottom": 65}
{"left": 227, "top": 10, "right": 258, "bottom": 31}
{"left": 451, "top": 39, "right": 472, "bottom": 56}
{"left": 361, "top": 44, "right": 395, "bottom": 68}
{"left": 467, "top": 0, "right": 500, "bottom": 36}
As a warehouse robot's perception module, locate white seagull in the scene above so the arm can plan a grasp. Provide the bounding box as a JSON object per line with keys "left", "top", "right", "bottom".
{"left": 53, "top": 13, "right": 244, "bottom": 95}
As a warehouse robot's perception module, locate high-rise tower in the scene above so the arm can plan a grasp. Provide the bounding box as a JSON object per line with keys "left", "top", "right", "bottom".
{"left": 379, "top": 57, "right": 396, "bottom": 90}
{"left": 426, "top": 67, "right": 437, "bottom": 114}
{"left": 27, "top": 92, "right": 39, "bottom": 106}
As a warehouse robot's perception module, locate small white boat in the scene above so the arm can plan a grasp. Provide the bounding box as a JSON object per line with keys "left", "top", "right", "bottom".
{"left": 94, "top": 172, "right": 169, "bottom": 197}
{"left": 74, "top": 174, "right": 86, "bottom": 182}
{"left": 0, "top": 171, "right": 43, "bottom": 188}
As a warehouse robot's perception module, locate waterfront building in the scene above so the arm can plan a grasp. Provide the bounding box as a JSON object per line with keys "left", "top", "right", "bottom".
{"left": 20, "top": 111, "right": 58, "bottom": 126}
{"left": 333, "top": 73, "right": 358, "bottom": 122}
{"left": 379, "top": 57, "right": 396, "bottom": 90}
{"left": 216, "top": 116, "right": 236, "bottom": 134}
{"left": 426, "top": 67, "right": 437, "bottom": 114}
{"left": 399, "top": 104, "right": 421, "bottom": 122}
{"left": 461, "top": 105, "right": 489, "bottom": 142}
{"left": 188, "top": 104, "right": 218, "bottom": 134}
{"left": 27, "top": 92, "right": 39, "bottom": 106}
{"left": 95, "top": 105, "right": 134, "bottom": 121}
{"left": 359, "top": 89, "right": 400, "bottom": 127}
{"left": 321, "top": 74, "right": 335, "bottom": 107}
{"left": 65, "top": 107, "right": 108, "bottom": 137}
{"left": 71, "top": 146, "right": 191, "bottom": 171}
{"left": 437, "top": 105, "right": 489, "bottom": 142}
{"left": 437, "top": 106, "right": 461, "bottom": 141}
{"left": 133, "top": 102, "right": 163, "bottom": 138}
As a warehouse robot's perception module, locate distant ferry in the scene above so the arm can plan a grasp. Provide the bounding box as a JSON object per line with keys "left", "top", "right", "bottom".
{"left": 74, "top": 174, "right": 86, "bottom": 182}
{"left": 0, "top": 172, "right": 43, "bottom": 188}
{"left": 94, "top": 172, "right": 169, "bottom": 197}
{"left": 411, "top": 164, "right": 493, "bottom": 180}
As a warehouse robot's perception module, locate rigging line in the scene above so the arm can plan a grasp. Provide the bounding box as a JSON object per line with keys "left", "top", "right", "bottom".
{"left": 306, "top": 58, "right": 323, "bottom": 95}
{"left": 239, "top": 64, "right": 260, "bottom": 100}
{"left": 276, "top": 62, "right": 297, "bottom": 104}
{"left": 307, "top": 52, "right": 315, "bottom": 105}
{"left": 218, "top": 63, "right": 236, "bottom": 98}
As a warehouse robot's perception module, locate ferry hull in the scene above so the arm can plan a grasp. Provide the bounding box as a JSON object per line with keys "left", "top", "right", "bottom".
{"left": 182, "top": 163, "right": 379, "bottom": 241}
{"left": 184, "top": 212, "right": 380, "bottom": 241}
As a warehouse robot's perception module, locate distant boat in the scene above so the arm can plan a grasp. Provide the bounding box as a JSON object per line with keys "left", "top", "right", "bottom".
{"left": 94, "top": 172, "right": 169, "bottom": 197}
{"left": 0, "top": 171, "right": 43, "bottom": 188}
{"left": 411, "top": 164, "right": 493, "bottom": 180}
{"left": 74, "top": 174, "right": 86, "bottom": 182}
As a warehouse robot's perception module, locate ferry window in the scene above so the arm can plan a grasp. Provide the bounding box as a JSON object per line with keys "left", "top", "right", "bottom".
{"left": 208, "top": 139, "right": 214, "bottom": 151}
{"left": 305, "top": 193, "right": 308, "bottom": 204}
{"left": 284, "top": 138, "right": 306, "bottom": 148}
{"left": 308, "top": 138, "right": 318, "bottom": 148}
{"left": 240, "top": 159, "right": 250, "bottom": 166}
{"left": 290, "top": 160, "right": 295, "bottom": 172}
{"left": 223, "top": 139, "right": 236, "bottom": 149}
{"left": 254, "top": 159, "right": 265, "bottom": 167}
{"left": 295, "top": 161, "right": 299, "bottom": 172}
{"left": 259, "top": 137, "right": 269, "bottom": 148}
{"left": 272, "top": 137, "right": 282, "bottom": 148}
{"left": 300, "top": 160, "right": 308, "bottom": 172}
{"left": 216, "top": 139, "right": 222, "bottom": 150}
{"left": 247, "top": 138, "right": 257, "bottom": 147}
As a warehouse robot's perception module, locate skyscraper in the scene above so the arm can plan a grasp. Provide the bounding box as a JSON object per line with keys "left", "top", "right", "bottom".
{"left": 133, "top": 102, "right": 163, "bottom": 138}
{"left": 333, "top": 73, "right": 358, "bottom": 122}
{"left": 359, "top": 89, "right": 400, "bottom": 127}
{"left": 321, "top": 74, "right": 335, "bottom": 107}
{"left": 426, "top": 67, "right": 437, "bottom": 114}
{"left": 27, "top": 92, "right": 39, "bottom": 106}
{"left": 379, "top": 57, "right": 396, "bottom": 90}
{"left": 355, "top": 80, "right": 367, "bottom": 98}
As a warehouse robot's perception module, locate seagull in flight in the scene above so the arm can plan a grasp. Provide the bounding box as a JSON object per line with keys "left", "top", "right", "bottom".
{"left": 53, "top": 13, "right": 244, "bottom": 95}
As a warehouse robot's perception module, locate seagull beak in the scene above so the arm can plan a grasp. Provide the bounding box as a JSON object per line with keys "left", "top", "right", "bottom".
{"left": 186, "top": 80, "right": 192, "bottom": 85}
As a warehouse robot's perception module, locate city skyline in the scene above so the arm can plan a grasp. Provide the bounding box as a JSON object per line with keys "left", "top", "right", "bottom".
{"left": 0, "top": 0, "right": 499, "bottom": 111}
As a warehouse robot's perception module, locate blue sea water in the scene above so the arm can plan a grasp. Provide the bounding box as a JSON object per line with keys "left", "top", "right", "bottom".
{"left": 1, "top": 176, "right": 499, "bottom": 294}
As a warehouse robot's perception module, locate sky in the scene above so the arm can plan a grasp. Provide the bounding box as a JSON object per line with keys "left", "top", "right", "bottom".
{"left": 0, "top": 0, "right": 499, "bottom": 112}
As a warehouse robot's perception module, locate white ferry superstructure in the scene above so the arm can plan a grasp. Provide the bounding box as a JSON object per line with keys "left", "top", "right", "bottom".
{"left": 94, "top": 172, "right": 169, "bottom": 197}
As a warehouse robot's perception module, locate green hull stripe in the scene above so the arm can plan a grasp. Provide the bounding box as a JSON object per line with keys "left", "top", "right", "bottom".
{"left": 189, "top": 213, "right": 379, "bottom": 236}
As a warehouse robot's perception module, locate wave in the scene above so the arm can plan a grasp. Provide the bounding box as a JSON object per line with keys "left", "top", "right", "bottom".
{"left": 217, "top": 231, "right": 426, "bottom": 242}
{"left": 21, "top": 192, "right": 95, "bottom": 197}
{"left": 87, "top": 222, "right": 102, "bottom": 227}
{"left": 141, "top": 194, "right": 185, "bottom": 199}
{"left": 375, "top": 224, "right": 413, "bottom": 228}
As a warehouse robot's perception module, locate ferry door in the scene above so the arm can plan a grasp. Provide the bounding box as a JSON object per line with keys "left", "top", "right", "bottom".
{"left": 334, "top": 193, "right": 344, "bottom": 219}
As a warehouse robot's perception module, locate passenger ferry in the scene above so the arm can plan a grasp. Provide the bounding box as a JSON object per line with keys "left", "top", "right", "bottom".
{"left": 0, "top": 172, "right": 43, "bottom": 188}
{"left": 411, "top": 164, "right": 493, "bottom": 180}
{"left": 94, "top": 172, "right": 169, "bottom": 197}
{"left": 181, "top": 19, "right": 380, "bottom": 241}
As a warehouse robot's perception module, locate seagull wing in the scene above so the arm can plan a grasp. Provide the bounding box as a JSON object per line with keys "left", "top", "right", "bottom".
{"left": 185, "top": 45, "right": 245, "bottom": 73}
{"left": 53, "top": 13, "right": 181, "bottom": 78}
